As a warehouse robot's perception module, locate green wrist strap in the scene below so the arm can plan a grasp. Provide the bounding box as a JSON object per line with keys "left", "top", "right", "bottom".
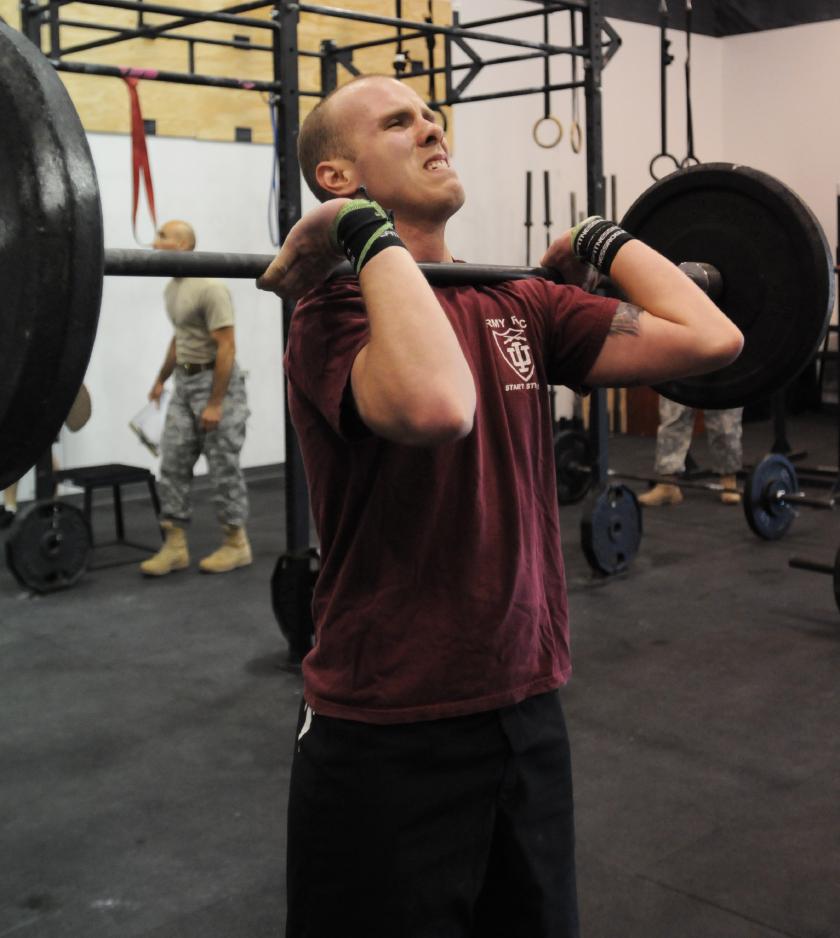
{"left": 329, "top": 198, "right": 389, "bottom": 252}
{"left": 355, "top": 221, "right": 394, "bottom": 271}
{"left": 330, "top": 196, "right": 405, "bottom": 275}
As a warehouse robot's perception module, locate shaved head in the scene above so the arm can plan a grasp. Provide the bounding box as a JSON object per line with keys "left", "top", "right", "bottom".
{"left": 158, "top": 220, "right": 196, "bottom": 250}
{"left": 298, "top": 76, "right": 400, "bottom": 202}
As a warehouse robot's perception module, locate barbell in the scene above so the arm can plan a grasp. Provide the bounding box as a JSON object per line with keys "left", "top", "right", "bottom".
{"left": 0, "top": 21, "right": 836, "bottom": 491}
{"left": 555, "top": 430, "right": 831, "bottom": 541}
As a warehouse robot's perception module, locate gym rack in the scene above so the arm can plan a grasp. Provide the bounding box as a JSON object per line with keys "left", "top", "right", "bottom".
{"left": 19, "top": 0, "right": 623, "bottom": 555}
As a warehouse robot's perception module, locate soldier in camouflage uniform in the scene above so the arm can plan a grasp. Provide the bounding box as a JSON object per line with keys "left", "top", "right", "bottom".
{"left": 639, "top": 397, "right": 743, "bottom": 506}
{"left": 140, "top": 220, "right": 252, "bottom": 576}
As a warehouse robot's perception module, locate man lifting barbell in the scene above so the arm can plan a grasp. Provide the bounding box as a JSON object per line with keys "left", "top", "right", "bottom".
{"left": 255, "top": 74, "right": 743, "bottom": 938}
{"left": 1, "top": 22, "right": 834, "bottom": 932}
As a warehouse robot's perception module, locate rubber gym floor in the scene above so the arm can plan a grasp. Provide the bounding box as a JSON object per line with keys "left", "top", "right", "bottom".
{"left": 1, "top": 411, "right": 839, "bottom": 938}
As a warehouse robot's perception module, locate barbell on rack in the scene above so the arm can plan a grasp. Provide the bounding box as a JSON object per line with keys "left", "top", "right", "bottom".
{"left": 555, "top": 431, "right": 833, "bottom": 542}
{"left": 0, "top": 21, "right": 836, "bottom": 492}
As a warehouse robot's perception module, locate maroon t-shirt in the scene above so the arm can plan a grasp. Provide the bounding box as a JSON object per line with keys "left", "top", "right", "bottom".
{"left": 284, "top": 273, "right": 617, "bottom": 724}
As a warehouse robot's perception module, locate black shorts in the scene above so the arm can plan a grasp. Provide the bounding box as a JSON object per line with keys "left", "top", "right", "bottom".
{"left": 285, "top": 690, "right": 579, "bottom": 938}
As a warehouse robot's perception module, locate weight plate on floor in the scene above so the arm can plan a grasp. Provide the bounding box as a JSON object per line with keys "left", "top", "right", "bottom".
{"left": 743, "top": 454, "right": 798, "bottom": 541}
{"left": 5, "top": 500, "right": 91, "bottom": 593}
{"left": 271, "top": 548, "right": 320, "bottom": 662}
{"left": 554, "top": 429, "right": 594, "bottom": 505}
{"left": 0, "top": 24, "right": 103, "bottom": 490}
{"left": 580, "top": 484, "right": 643, "bottom": 575}
{"left": 621, "top": 163, "right": 834, "bottom": 409}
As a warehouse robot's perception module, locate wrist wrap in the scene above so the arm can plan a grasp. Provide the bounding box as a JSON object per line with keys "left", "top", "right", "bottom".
{"left": 571, "top": 215, "right": 634, "bottom": 275}
{"left": 330, "top": 197, "right": 406, "bottom": 275}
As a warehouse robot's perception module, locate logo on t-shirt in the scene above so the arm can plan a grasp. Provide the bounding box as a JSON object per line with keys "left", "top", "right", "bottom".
{"left": 489, "top": 317, "right": 535, "bottom": 384}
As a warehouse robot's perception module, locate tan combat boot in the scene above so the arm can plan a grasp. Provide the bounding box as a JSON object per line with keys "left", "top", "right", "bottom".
{"left": 637, "top": 482, "right": 684, "bottom": 507}
{"left": 140, "top": 521, "right": 189, "bottom": 576}
{"left": 719, "top": 474, "right": 741, "bottom": 505}
{"left": 199, "top": 525, "right": 253, "bottom": 574}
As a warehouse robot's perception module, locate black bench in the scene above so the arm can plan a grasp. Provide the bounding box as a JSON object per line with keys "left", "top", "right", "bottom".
{"left": 53, "top": 464, "right": 161, "bottom": 566}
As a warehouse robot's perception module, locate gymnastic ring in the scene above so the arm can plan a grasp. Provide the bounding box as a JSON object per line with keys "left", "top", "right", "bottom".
{"left": 649, "top": 152, "right": 681, "bottom": 181}
{"left": 533, "top": 115, "right": 563, "bottom": 149}
{"left": 569, "top": 121, "right": 583, "bottom": 154}
{"left": 681, "top": 154, "right": 701, "bottom": 169}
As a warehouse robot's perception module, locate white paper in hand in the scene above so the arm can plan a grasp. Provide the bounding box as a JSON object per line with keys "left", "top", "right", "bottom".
{"left": 129, "top": 390, "right": 170, "bottom": 457}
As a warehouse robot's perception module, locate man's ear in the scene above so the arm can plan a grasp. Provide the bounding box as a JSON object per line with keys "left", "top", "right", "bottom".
{"left": 315, "top": 159, "right": 359, "bottom": 198}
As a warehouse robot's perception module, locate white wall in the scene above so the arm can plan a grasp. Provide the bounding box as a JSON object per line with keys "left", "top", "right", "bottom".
{"left": 18, "top": 133, "right": 288, "bottom": 500}
{"left": 721, "top": 19, "right": 840, "bottom": 254}
{"left": 19, "top": 10, "right": 838, "bottom": 497}
{"left": 447, "top": 8, "right": 725, "bottom": 264}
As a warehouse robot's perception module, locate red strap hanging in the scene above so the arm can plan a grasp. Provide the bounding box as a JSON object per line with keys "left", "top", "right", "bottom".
{"left": 121, "top": 74, "right": 158, "bottom": 243}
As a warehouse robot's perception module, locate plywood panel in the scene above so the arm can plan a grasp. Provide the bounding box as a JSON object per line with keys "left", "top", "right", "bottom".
{"left": 0, "top": 1, "right": 452, "bottom": 145}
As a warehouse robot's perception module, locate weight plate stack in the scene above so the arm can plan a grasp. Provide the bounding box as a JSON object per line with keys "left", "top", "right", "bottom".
{"left": 621, "top": 163, "right": 834, "bottom": 410}
{"left": 0, "top": 23, "right": 103, "bottom": 490}
{"left": 5, "top": 501, "right": 92, "bottom": 593}
{"left": 743, "top": 454, "right": 798, "bottom": 541}
{"left": 580, "top": 484, "right": 643, "bottom": 576}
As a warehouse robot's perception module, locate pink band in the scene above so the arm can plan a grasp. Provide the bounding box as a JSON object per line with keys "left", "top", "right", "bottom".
{"left": 120, "top": 67, "right": 159, "bottom": 79}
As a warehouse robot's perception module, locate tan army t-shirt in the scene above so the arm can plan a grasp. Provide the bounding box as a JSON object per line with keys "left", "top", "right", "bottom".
{"left": 164, "top": 278, "right": 235, "bottom": 364}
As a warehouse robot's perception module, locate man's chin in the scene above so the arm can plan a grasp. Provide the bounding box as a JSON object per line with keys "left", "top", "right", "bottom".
{"left": 423, "top": 184, "right": 466, "bottom": 222}
{"left": 385, "top": 183, "right": 465, "bottom": 225}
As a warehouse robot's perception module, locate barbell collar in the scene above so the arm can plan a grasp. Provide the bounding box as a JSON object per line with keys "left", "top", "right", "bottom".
{"left": 771, "top": 489, "right": 835, "bottom": 510}
{"left": 678, "top": 261, "right": 723, "bottom": 301}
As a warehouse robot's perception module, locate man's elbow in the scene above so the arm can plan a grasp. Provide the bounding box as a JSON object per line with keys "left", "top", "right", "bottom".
{"left": 382, "top": 382, "right": 476, "bottom": 445}
{"left": 405, "top": 396, "right": 475, "bottom": 444}
{"left": 703, "top": 323, "right": 744, "bottom": 372}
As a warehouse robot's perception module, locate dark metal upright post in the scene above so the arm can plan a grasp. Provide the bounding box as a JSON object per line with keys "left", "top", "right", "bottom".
{"left": 47, "top": 1, "right": 61, "bottom": 56}
{"left": 20, "top": 0, "right": 42, "bottom": 47}
{"left": 320, "top": 39, "right": 338, "bottom": 94}
{"left": 273, "top": 0, "right": 309, "bottom": 551}
{"left": 443, "top": 1, "right": 457, "bottom": 101}
{"left": 583, "top": 0, "right": 609, "bottom": 486}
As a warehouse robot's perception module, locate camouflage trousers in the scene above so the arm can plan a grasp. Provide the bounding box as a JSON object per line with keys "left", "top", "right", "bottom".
{"left": 158, "top": 365, "right": 250, "bottom": 527}
{"left": 653, "top": 397, "right": 744, "bottom": 476}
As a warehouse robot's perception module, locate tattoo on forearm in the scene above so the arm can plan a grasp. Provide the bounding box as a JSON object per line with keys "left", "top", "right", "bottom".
{"left": 609, "top": 302, "right": 644, "bottom": 336}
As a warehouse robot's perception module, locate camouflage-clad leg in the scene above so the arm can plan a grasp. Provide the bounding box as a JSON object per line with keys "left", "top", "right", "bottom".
{"left": 175, "top": 365, "right": 250, "bottom": 527}
{"left": 705, "top": 407, "right": 744, "bottom": 476}
{"left": 158, "top": 372, "right": 203, "bottom": 524}
{"left": 653, "top": 398, "right": 696, "bottom": 475}
{"left": 204, "top": 369, "right": 250, "bottom": 527}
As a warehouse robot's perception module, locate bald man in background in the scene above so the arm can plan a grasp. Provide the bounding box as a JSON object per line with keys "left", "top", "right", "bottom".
{"left": 141, "top": 220, "right": 251, "bottom": 577}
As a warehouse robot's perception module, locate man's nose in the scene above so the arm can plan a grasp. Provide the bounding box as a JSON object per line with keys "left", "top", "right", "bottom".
{"left": 420, "top": 118, "right": 443, "bottom": 145}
